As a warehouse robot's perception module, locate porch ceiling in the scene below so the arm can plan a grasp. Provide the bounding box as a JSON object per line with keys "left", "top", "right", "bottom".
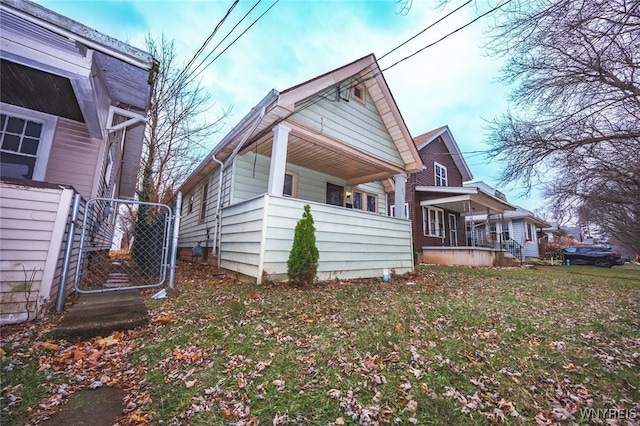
{"left": 239, "top": 119, "right": 404, "bottom": 186}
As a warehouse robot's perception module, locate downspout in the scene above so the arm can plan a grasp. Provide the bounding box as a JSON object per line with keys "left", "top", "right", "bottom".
{"left": 211, "top": 106, "right": 267, "bottom": 271}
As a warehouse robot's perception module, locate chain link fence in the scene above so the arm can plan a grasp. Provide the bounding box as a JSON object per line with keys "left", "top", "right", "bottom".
{"left": 74, "top": 198, "right": 173, "bottom": 293}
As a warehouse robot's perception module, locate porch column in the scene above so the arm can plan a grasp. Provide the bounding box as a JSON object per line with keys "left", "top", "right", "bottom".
{"left": 394, "top": 173, "right": 407, "bottom": 218}
{"left": 267, "top": 123, "right": 291, "bottom": 196}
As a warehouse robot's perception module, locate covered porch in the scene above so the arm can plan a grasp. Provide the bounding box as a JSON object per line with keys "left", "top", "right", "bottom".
{"left": 219, "top": 194, "right": 414, "bottom": 282}
{"left": 416, "top": 185, "right": 518, "bottom": 266}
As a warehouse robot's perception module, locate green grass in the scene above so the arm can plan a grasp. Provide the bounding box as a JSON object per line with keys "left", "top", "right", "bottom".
{"left": 1, "top": 262, "right": 639, "bottom": 425}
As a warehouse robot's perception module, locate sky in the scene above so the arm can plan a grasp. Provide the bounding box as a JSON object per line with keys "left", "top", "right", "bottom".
{"left": 35, "top": 0, "right": 544, "bottom": 210}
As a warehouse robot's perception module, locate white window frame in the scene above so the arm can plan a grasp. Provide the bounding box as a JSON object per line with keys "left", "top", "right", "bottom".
{"left": 0, "top": 103, "right": 56, "bottom": 181}
{"left": 423, "top": 206, "right": 445, "bottom": 237}
{"left": 390, "top": 203, "right": 409, "bottom": 219}
{"left": 434, "top": 162, "right": 448, "bottom": 186}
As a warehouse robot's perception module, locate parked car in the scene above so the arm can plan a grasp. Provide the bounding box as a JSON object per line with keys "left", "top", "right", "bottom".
{"left": 562, "top": 246, "right": 623, "bottom": 268}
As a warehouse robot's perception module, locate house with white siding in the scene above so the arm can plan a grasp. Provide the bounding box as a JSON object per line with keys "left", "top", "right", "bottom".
{"left": 0, "top": 0, "right": 156, "bottom": 324}
{"left": 178, "top": 54, "right": 423, "bottom": 282}
{"left": 463, "top": 182, "right": 550, "bottom": 261}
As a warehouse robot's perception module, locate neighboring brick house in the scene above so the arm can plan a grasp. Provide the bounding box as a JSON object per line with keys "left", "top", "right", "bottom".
{"left": 388, "top": 126, "right": 517, "bottom": 266}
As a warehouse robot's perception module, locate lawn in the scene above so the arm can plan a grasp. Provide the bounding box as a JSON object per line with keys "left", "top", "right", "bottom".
{"left": 1, "top": 263, "right": 639, "bottom": 425}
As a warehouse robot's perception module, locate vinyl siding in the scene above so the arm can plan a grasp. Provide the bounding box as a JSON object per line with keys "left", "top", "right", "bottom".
{"left": 235, "top": 152, "right": 388, "bottom": 213}
{"left": 292, "top": 85, "right": 404, "bottom": 167}
{"left": 220, "top": 195, "right": 413, "bottom": 282}
{"left": 0, "top": 182, "right": 75, "bottom": 324}
{"left": 46, "top": 117, "right": 101, "bottom": 198}
{"left": 178, "top": 170, "right": 221, "bottom": 249}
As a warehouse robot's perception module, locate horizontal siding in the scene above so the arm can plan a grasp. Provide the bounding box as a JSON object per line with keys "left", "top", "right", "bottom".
{"left": 0, "top": 183, "right": 60, "bottom": 324}
{"left": 218, "top": 195, "right": 266, "bottom": 278}
{"left": 46, "top": 118, "right": 100, "bottom": 198}
{"left": 178, "top": 171, "right": 221, "bottom": 248}
{"left": 262, "top": 196, "right": 413, "bottom": 281}
{"left": 293, "top": 85, "right": 403, "bottom": 167}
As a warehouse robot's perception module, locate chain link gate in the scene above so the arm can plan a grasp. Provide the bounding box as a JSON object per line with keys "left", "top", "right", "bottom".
{"left": 69, "top": 195, "right": 181, "bottom": 294}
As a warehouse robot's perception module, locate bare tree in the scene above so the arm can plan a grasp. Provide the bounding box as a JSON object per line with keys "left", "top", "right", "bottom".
{"left": 139, "top": 34, "right": 230, "bottom": 206}
{"left": 484, "top": 0, "right": 639, "bottom": 252}
{"left": 128, "top": 34, "right": 230, "bottom": 266}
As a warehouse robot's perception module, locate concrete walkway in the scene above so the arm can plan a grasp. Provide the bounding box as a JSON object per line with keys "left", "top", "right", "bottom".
{"left": 53, "top": 289, "right": 149, "bottom": 341}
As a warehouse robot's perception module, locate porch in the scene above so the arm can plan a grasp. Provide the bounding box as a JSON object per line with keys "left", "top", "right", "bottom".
{"left": 219, "top": 194, "right": 414, "bottom": 282}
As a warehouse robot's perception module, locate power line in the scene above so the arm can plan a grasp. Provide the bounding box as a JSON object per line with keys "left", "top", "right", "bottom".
{"left": 189, "top": 0, "right": 280, "bottom": 83}
{"left": 382, "top": 0, "right": 513, "bottom": 73}
{"left": 245, "top": 0, "right": 511, "bottom": 147}
{"left": 188, "top": 0, "right": 264, "bottom": 82}
{"left": 379, "top": 0, "right": 473, "bottom": 61}
{"left": 177, "top": 0, "right": 240, "bottom": 85}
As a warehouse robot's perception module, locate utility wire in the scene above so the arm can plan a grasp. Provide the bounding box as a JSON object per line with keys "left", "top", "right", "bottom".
{"left": 177, "top": 0, "right": 240, "bottom": 84}
{"left": 379, "top": 0, "right": 473, "bottom": 61}
{"left": 382, "top": 0, "right": 513, "bottom": 72}
{"left": 189, "top": 0, "right": 280, "bottom": 83}
{"left": 188, "top": 0, "right": 264, "bottom": 82}
{"left": 244, "top": 0, "right": 511, "bottom": 147}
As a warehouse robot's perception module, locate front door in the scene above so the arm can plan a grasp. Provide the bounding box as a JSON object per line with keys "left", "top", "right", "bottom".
{"left": 326, "top": 183, "right": 344, "bottom": 206}
{"left": 449, "top": 213, "right": 458, "bottom": 247}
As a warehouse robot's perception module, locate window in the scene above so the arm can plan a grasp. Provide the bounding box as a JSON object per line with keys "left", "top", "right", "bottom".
{"left": 526, "top": 223, "right": 534, "bottom": 242}
{"left": 390, "top": 203, "right": 409, "bottom": 219}
{"left": 434, "top": 162, "right": 447, "bottom": 186}
{"left": 351, "top": 81, "right": 366, "bottom": 104}
{"left": 103, "top": 149, "right": 113, "bottom": 185}
{"left": 351, "top": 190, "right": 378, "bottom": 213}
{"left": 0, "top": 106, "right": 54, "bottom": 180}
{"left": 283, "top": 171, "right": 297, "bottom": 197}
{"left": 199, "top": 182, "right": 209, "bottom": 223}
{"left": 423, "top": 206, "right": 445, "bottom": 237}
{"left": 187, "top": 195, "right": 194, "bottom": 214}
{"left": 326, "top": 183, "right": 344, "bottom": 206}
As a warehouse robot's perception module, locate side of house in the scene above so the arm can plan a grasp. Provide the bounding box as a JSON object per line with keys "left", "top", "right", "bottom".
{"left": 0, "top": 0, "right": 155, "bottom": 324}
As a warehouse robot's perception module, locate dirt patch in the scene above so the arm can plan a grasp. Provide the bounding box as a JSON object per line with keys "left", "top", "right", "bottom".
{"left": 43, "top": 386, "right": 126, "bottom": 425}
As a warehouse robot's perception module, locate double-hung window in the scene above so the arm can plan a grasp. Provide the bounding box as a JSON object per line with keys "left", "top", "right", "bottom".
{"left": 434, "top": 162, "right": 448, "bottom": 186}
{"left": 423, "top": 206, "right": 445, "bottom": 237}
{"left": 0, "top": 105, "right": 54, "bottom": 181}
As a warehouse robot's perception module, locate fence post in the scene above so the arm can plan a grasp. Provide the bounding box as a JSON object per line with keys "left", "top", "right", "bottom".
{"left": 56, "top": 193, "right": 82, "bottom": 312}
{"left": 168, "top": 192, "right": 182, "bottom": 289}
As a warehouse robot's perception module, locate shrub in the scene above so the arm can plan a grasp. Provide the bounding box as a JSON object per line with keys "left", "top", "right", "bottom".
{"left": 287, "top": 204, "right": 319, "bottom": 286}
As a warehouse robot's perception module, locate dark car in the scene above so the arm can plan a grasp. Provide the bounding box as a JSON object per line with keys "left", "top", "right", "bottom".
{"left": 562, "top": 246, "right": 623, "bottom": 268}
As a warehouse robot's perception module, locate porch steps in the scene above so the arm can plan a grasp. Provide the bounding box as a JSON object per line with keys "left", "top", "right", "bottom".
{"left": 53, "top": 289, "right": 149, "bottom": 341}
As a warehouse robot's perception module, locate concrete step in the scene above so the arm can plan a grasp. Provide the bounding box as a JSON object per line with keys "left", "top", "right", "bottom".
{"left": 53, "top": 289, "right": 148, "bottom": 341}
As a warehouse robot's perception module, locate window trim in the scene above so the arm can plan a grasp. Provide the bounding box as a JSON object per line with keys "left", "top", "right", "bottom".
{"left": 434, "top": 161, "right": 448, "bottom": 187}
{"left": 390, "top": 203, "right": 409, "bottom": 219}
{"left": 283, "top": 170, "right": 298, "bottom": 198}
{"left": 0, "top": 103, "right": 56, "bottom": 181}
{"left": 422, "top": 206, "right": 445, "bottom": 238}
{"left": 351, "top": 189, "right": 378, "bottom": 213}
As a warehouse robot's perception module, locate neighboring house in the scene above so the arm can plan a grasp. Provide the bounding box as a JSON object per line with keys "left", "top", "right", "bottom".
{"left": 178, "top": 54, "right": 423, "bottom": 282}
{"left": 467, "top": 203, "right": 551, "bottom": 260}
{"left": 387, "top": 126, "right": 518, "bottom": 266}
{"left": 0, "top": 0, "right": 156, "bottom": 324}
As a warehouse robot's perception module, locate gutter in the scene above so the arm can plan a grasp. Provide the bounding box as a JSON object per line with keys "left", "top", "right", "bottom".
{"left": 210, "top": 103, "right": 268, "bottom": 270}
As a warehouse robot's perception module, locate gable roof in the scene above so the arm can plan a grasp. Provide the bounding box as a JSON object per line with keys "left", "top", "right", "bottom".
{"left": 181, "top": 54, "right": 423, "bottom": 195}
{"left": 414, "top": 125, "right": 473, "bottom": 182}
